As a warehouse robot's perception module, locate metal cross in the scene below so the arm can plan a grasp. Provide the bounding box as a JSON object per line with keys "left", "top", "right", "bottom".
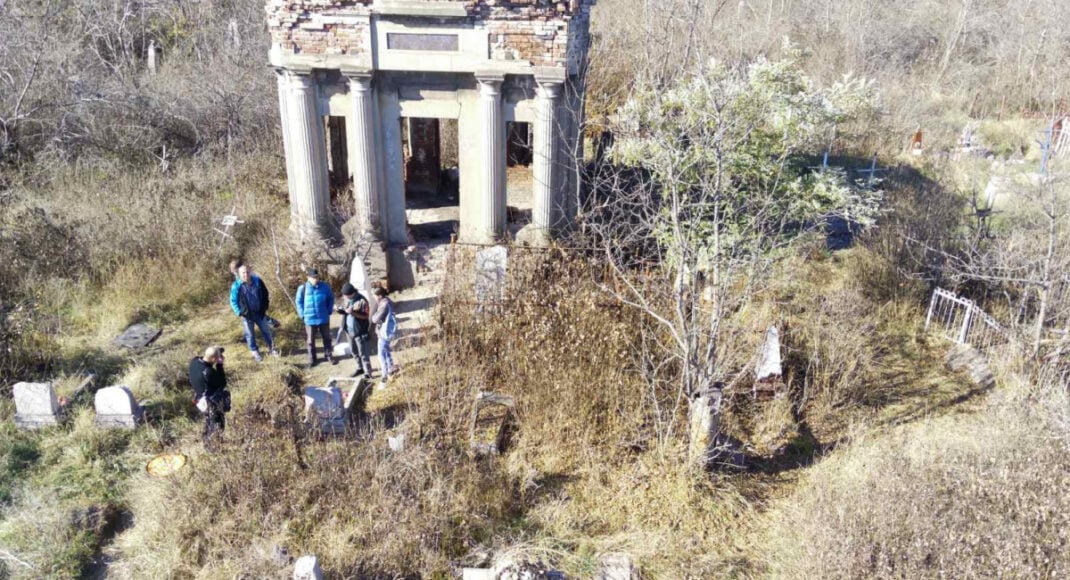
{"left": 214, "top": 206, "right": 244, "bottom": 255}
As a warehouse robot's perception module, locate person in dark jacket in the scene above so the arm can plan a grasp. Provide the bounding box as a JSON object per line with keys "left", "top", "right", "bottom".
{"left": 230, "top": 265, "right": 278, "bottom": 362}
{"left": 189, "top": 346, "right": 230, "bottom": 447}
{"left": 337, "top": 283, "right": 373, "bottom": 378}
{"left": 230, "top": 259, "right": 280, "bottom": 329}
{"left": 295, "top": 267, "right": 335, "bottom": 367}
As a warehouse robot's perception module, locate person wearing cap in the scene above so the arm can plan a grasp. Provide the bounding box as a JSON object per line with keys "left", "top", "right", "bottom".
{"left": 229, "top": 264, "right": 279, "bottom": 362}
{"left": 295, "top": 267, "right": 335, "bottom": 367}
{"left": 188, "top": 346, "right": 231, "bottom": 447}
{"left": 337, "top": 283, "right": 373, "bottom": 378}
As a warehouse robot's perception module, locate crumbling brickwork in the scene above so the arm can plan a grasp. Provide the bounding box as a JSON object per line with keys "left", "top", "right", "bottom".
{"left": 266, "top": 0, "right": 595, "bottom": 66}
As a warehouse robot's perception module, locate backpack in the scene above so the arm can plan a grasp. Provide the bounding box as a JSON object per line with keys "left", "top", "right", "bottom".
{"left": 383, "top": 302, "right": 398, "bottom": 341}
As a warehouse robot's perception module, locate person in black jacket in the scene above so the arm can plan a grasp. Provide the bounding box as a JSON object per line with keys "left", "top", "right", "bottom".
{"left": 337, "top": 283, "right": 373, "bottom": 378}
{"left": 189, "top": 346, "right": 231, "bottom": 447}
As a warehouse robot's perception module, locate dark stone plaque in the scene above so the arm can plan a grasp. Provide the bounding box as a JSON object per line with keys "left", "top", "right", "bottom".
{"left": 386, "top": 33, "right": 459, "bottom": 52}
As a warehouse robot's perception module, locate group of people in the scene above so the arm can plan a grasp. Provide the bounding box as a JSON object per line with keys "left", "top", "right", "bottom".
{"left": 189, "top": 259, "right": 399, "bottom": 446}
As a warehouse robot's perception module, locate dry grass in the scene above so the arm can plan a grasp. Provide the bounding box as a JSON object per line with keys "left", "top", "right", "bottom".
{"left": 763, "top": 370, "right": 1070, "bottom": 579}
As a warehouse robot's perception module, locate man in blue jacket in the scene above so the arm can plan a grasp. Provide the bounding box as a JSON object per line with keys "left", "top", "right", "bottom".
{"left": 229, "top": 265, "right": 278, "bottom": 362}
{"left": 295, "top": 267, "right": 335, "bottom": 367}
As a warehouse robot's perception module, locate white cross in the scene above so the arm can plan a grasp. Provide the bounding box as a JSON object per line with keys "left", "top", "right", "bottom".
{"left": 214, "top": 206, "right": 244, "bottom": 254}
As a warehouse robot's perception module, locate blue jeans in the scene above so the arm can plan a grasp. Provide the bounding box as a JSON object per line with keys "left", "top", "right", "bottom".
{"left": 378, "top": 337, "right": 394, "bottom": 377}
{"left": 242, "top": 314, "right": 274, "bottom": 353}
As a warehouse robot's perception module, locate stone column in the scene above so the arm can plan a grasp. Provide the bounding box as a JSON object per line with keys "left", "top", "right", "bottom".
{"left": 274, "top": 69, "right": 298, "bottom": 221}
{"left": 345, "top": 71, "right": 381, "bottom": 238}
{"left": 476, "top": 73, "right": 506, "bottom": 243}
{"left": 530, "top": 79, "right": 563, "bottom": 243}
{"left": 284, "top": 69, "right": 331, "bottom": 241}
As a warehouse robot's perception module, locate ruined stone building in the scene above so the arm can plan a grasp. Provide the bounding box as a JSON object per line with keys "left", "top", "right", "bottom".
{"left": 267, "top": 0, "right": 596, "bottom": 277}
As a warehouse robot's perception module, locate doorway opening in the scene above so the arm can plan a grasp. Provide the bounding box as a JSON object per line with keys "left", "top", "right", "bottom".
{"left": 505, "top": 121, "right": 534, "bottom": 237}
{"left": 401, "top": 117, "right": 459, "bottom": 246}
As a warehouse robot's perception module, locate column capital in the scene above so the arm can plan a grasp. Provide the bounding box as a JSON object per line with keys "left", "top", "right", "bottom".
{"left": 475, "top": 71, "right": 506, "bottom": 96}
{"left": 536, "top": 80, "right": 563, "bottom": 100}
{"left": 341, "top": 67, "right": 374, "bottom": 85}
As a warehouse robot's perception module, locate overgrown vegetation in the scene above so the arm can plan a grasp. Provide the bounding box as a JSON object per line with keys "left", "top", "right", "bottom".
{"left": 1, "top": 0, "right": 1068, "bottom": 577}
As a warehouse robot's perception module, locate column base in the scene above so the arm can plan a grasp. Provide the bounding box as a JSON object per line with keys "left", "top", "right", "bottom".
{"left": 515, "top": 224, "right": 552, "bottom": 247}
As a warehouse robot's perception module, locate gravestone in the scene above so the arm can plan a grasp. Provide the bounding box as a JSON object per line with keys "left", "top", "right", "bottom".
{"left": 303, "top": 386, "right": 346, "bottom": 435}
{"left": 332, "top": 341, "right": 353, "bottom": 359}
{"left": 388, "top": 433, "right": 406, "bottom": 452}
{"left": 330, "top": 377, "right": 370, "bottom": 421}
{"left": 597, "top": 554, "right": 637, "bottom": 580}
{"left": 293, "top": 555, "right": 323, "bottom": 580}
{"left": 755, "top": 326, "right": 783, "bottom": 396}
{"left": 114, "top": 323, "right": 161, "bottom": 349}
{"left": 94, "top": 385, "right": 143, "bottom": 429}
{"left": 474, "top": 245, "right": 509, "bottom": 308}
{"left": 13, "top": 382, "right": 63, "bottom": 429}
{"left": 470, "top": 391, "right": 516, "bottom": 456}
{"left": 688, "top": 386, "right": 723, "bottom": 466}
{"left": 350, "top": 253, "right": 378, "bottom": 315}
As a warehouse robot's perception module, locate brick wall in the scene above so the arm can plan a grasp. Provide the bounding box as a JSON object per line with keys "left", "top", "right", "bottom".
{"left": 267, "top": 0, "right": 595, "bottom": 66}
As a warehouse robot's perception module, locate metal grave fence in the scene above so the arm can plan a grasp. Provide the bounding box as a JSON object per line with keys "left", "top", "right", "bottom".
{"left": 925, "top": 287, "right": 1009, "bottom": 350}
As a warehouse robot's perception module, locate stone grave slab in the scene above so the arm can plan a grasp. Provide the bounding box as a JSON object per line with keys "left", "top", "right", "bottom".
{"left": 474, "top": 245, "right": 509, "bottom": 308}
{"left": 303, "top": 386, "right": 346, "bottom": 435}
{"left": 13, "top": 382, "right": 63, "bottom": 429}
{"left": 94, "top": 385, "right": 143, "bottom": 429}
{"left": 755, "top": 326, "right": 782, "bottom": 382}
{"left": 114, "top": 323, "right": 162, "bottom": 349}
{"left": 293, "top": 555, "right": 323, "bottom": 580}
{"left": 470, "top": 391, "right": 516, "bottom": 456}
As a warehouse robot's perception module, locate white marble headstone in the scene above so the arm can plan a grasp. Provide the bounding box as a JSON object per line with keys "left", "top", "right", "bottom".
{"left": 303, "top": 386, "right": 346, "bottom": 434}
{"left": 293, "top": 555, "right": 323, "bottom": 580}
{"left": 95, "top": 386, "right": 137, "bottom": 415}
{"left": 475, "top": 245, "right": 509, "bottom": 305}
{"left": 349, "top": 254, "right": 377, "bottom": 316}
{"left": 13, "top": 382, "right": 59, "bottom": 416}
{"left": 755, "top": 326, "right": 782, "bottom": 382}
{"left": 94, "top": 385, "right": 142, "bottom": 429}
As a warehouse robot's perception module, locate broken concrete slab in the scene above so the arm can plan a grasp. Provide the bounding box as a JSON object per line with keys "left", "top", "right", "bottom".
{"left": 114, "top": 323, "right": 161, "bottom": 349}
{"left": 946, "top": 344, "right": 996, "bottom": 390}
